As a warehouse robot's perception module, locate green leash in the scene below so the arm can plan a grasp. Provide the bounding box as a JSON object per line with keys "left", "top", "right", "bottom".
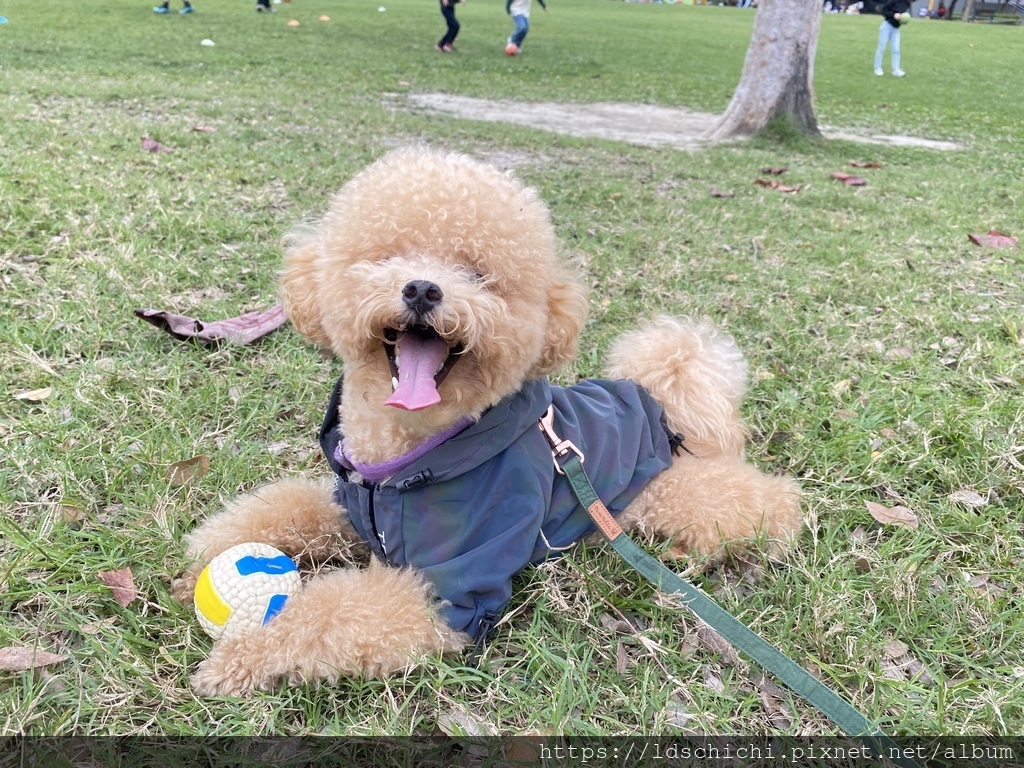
{"left": 538, "top": 406, "right": 920, "bottom": 768}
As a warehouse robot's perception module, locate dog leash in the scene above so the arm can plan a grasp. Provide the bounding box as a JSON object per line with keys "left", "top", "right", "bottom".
{"left": 538, "top": 405, "right": 921, "bottom": 768}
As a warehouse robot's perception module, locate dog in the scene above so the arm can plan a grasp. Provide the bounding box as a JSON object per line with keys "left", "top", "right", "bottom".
{"left": 173, "top": 147, "right": 803, "bottom": 697}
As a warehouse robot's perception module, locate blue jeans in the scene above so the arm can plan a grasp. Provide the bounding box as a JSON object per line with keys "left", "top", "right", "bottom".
{"left": 874, "top": 21, "right": 901, "bottom": 71}
{"left": 510, "top": 14, "right": 530, "bottom": 47}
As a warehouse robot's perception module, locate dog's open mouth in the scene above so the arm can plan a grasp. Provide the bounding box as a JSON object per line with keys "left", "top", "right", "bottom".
{"left": 383, "top": 326, "right": 463, "bottom": 411}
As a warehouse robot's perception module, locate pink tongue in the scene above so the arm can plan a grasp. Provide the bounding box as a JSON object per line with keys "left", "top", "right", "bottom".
{"left": 385, "top": 334, "right": 449, "bottom": 410}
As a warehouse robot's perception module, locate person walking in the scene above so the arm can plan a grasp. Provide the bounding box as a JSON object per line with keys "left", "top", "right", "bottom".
{"left": 504, "top": 0, "right": 546, "bottom": 56}
{"left": 874, "top": 0, "right": 910, "bottom": 77}
{"left": 437, "top": 0, "right": 462, "bottom": 52}
{"left": 153, "top": 1, "right": 194, "bottom": 13}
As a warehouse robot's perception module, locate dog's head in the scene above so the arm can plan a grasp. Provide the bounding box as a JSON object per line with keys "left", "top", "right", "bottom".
{"left": 282, "top": 148, "right": 588, "bottom": 427}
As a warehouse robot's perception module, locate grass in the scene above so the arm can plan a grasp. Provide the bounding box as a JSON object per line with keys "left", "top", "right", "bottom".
{"left": 1, "top": 0, "right": 1023, "bottom": 747}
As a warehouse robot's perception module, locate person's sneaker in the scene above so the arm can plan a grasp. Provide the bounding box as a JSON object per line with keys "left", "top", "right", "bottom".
{"left": 893, "top": 68, "right": 906, "bottom": 77}
{"left": 436, "top": 43, "right": 447, "bottom": 52}
{"left": 256, "top": 3, "right": 274, "bottom": 10}
{"left": 180, "top": 4, "right": 194, "bottom": 12}
{"left": 153, "top": 4, "right": 170, "bottom": 12}
{"left": 874, "top": 67, "right": 883, "bottom": 76}
{"left": 442, "top": 43, "right": 455, "bottom": 51}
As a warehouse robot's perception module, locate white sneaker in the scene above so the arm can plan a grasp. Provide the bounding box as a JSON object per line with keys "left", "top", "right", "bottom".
{"left": 874, "top": 67, "right": 884, "bottom": 76}
{"left": 893, "top": 69, "right": 906, "bottom": 77}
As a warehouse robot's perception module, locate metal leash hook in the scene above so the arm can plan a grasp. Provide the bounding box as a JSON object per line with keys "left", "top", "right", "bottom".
{"left": 538, "top": 405, "right": 585, "bottom": 475}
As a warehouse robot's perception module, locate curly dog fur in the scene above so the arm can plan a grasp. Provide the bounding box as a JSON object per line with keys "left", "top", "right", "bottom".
{"left": 174, "top": 147, "right": 803, "bottom": 697}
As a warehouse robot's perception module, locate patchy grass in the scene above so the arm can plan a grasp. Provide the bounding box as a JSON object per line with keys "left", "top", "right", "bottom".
{"left": 1, "top": 0, "right": 1023, "bottom": 745}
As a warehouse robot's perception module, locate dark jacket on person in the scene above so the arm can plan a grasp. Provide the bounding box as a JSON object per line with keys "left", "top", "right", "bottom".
{"left": 880, "top": 0, "right": 911, "bottom": 26}
{"left": 319, "top": 376, "right": 677, "bottom": 640}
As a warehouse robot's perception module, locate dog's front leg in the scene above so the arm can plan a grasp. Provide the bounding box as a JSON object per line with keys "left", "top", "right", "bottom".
{"left": 171, "top": 477, "right": 365, "bottom": 603}
{"left": 190, "top": 561, "right": 467, "bottom": 697}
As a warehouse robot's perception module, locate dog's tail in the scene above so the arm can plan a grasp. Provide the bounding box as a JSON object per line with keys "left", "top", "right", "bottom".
{"left": 604, "top": 316, "right": 748, "bottom": 459}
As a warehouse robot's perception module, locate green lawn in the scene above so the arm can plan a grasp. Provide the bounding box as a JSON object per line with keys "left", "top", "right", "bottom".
{"left": 1, "top": 0, "right": 1023, "bottom": 746}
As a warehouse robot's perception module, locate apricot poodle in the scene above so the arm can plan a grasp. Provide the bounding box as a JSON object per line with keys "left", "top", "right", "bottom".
{"left": 174, "top": 147, "right": 802, "bottom": 697}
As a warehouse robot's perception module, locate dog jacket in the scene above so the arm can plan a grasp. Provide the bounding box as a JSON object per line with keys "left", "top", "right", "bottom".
{"left": 319, "top": 376, "right": 676, "bottom": 640}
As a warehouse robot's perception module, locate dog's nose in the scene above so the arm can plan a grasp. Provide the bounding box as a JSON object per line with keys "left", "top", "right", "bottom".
{"left": 402, "top": 280, "right": 444, "bottom": 315}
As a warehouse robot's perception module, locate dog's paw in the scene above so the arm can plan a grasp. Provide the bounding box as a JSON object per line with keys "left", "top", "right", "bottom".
{"left": 170, "top": 561, "right": 204, "bottom": 604}
{"left": 191, "top": 640, "right": 273, "bottom": 697}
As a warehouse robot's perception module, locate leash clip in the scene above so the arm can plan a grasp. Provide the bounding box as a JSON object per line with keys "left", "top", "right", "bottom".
{"left": 538, "top": 405, "right": 584, "bottom": 475}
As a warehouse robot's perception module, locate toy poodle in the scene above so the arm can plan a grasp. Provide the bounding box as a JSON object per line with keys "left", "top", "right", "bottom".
{"left": 173, "top": 147, "right": 803, "bottom": 697}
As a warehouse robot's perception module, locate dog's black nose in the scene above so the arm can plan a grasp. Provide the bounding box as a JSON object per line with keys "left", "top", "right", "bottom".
{"left": 402, "top": 280, "right": 444, "bottom": 315}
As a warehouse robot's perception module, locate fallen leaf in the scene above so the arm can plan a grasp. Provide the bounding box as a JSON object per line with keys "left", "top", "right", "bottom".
{"left": 616, "top": 641, "right": 629, "bottom": 674}
{"left": 664, "top": 701, "right": 692, "bottom": 727}
{"left": 141, "top": 136, "right": 172, "bottom": 153}
{"left": 866, "top": 500, "right": 919, "bottom": 530}
{"left": 850, "top": 161, "right": 884, "bottom": 168}
{"left": 134, "top": 304, "right": 287, "bottom": 345}
{"left": 968, "top": 230, "right": 1017, "bottom": 249}
{"left": 760, "top": 166, "right": 789, "bottom": 175}
{"left": 166, "top": 455, "right": 211, "bottom": 485}
{"left": 884, "top": 640, "right": 909, "bottom": 659}
{"left": 835, "top": 409, "right": 858, "bottom": 421}
{"left": 437, "top": 708, "right": 496, "bottom": 737}
{"left": 709, "top": 186, "right": 735, "bottom": 198}
{"left": 695, "top": 624, "right": 740, "bottom": 665}
{"left": 14, "top": 387, "right": 52, "bottom": 402}
{"left": 831, "top": 172, "right": 867, "bottom": 186}
{"left": 319, "top": 14, "right": 330, "bottom": 20}
{"left": 599, "top": 613, "right": 633, "bottom": 634}
{"left": 191, "top": 125, "right": 217, "bottom": 133}
{"left": 949, "top": 489, "right": 987, "bottom": 508}
{"left": 0, "top": 647, "right": 67, "bottom": 672}
{"left": 98, "top": 567, "right": 138, "bottom": 607}
{"left": 287, "top": 19, "right": 300, "bottom": 26}
{"left": 754, "top": 179, "right": 800, "bottom": 193}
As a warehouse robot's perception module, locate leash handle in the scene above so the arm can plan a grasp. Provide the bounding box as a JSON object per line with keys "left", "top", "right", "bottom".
{"left": 538, "top": 407, "right": 921, "bottom": 768}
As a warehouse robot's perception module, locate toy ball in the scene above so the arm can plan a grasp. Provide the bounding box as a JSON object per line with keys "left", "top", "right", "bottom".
{"left": 194, "top": 542, "right": 300, "bottom": 641}
{"left": 504, "top": 42, "right": 519, "bottom": 56}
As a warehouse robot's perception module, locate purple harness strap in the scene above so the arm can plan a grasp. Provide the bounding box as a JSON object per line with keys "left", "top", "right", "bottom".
{"left": 335, "top": 416, "right": 474, "bottom": 483}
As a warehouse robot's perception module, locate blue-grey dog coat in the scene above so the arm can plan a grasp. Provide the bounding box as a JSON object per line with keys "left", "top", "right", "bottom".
{"left": 319, "top": 376, "right": 676, "bottom": 640}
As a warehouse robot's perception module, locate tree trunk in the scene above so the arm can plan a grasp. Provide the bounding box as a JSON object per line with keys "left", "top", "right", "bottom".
{"left": 704, "top": 0, "right": 823, "bottom": 140}
{"left": 959, "top": 0, "right": 975, "bottom": 20}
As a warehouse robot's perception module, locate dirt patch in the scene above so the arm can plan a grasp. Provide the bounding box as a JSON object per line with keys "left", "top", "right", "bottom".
{"left": 406, "top": 93, "right": 964, "bottom": 152}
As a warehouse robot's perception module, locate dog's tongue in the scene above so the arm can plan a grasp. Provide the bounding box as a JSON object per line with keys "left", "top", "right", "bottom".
{"left": 385, "top": 333, "right": 448, "bottom": 410}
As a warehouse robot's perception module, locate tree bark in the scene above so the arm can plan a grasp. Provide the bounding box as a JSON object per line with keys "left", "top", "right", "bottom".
{"left": 704, "top": 0, "right": 823, "bottom": 141}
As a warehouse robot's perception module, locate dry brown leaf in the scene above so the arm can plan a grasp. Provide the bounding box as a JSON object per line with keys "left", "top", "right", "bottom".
{"left": 166, "top": 455, "right": 211, "bottom": 485}
{"left": 831, "top": 172, "right": 868, "bottom": 186}
{"left": 760, "top": 166, "right": 789, "bottom": 175}
{"left": 884, "top": 640, "right": 909, "bottom": 659}
{"left": 437, "top": 708, "right": 496, "bottom": 737}
{"left": 968, "top": 230, "right": 1017, "bottom": 249}
{"left": 835, "top": 409, "right": 858, "bottom": 421}
{"left": 98, "top": 567, "right": 138, "bottom": 607}
{"left": 754, "top": 178, "right": 801, "bottom": 193}
{"left": 696, "top": 624, "right": 740, "bottom": 665}
{"left": 616, "top": 641, "right": 629, "bottom": 674}
{"left": 866, "top": 500, "right": 919, "bottom": 530}
{"left": 949, "top": 489, "right": 987, "bottom": 508}
{"left": 850, "top": 160, "right": 884, "bottom": 168}
{"left": 709, "top": 186, "right": 735, "bottom": 198}
{"left": 0, "top": 646, "right": 67, "bottom": 671}
{"left": 191, "top": 125, "right": 217, "bottom": 133}
{"left": 14, "top": 387, "right": 52, "bottom": 402}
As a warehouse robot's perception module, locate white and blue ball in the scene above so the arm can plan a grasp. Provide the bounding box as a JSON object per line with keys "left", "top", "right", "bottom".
{"left": 193, "top": 542, "right": 300, "bottom": 641}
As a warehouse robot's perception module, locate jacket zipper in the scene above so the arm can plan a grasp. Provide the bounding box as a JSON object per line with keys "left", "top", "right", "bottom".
{"left": 367, "top": 486, "right": 387, "bottom": 557}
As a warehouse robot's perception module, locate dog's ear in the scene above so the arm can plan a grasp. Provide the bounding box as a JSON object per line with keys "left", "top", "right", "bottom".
{"left": 280, "top": 232, "right": 332, "bottom": 348}
{"left": 530, "top": 267, "right": 589, "bottom": 377}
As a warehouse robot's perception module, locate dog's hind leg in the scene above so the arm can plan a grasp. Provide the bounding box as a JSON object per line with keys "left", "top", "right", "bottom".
{"left": 190, "top": 560, "right": 467, "bottom": 697}
{"left": 605, "top": 316, "right": 749, "bottom": 460}
{"left": 623, "top": 456, "right": 802, "bottom": 564}
{"left": 171, "top": 477, "right": 364, "bottom": 603}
